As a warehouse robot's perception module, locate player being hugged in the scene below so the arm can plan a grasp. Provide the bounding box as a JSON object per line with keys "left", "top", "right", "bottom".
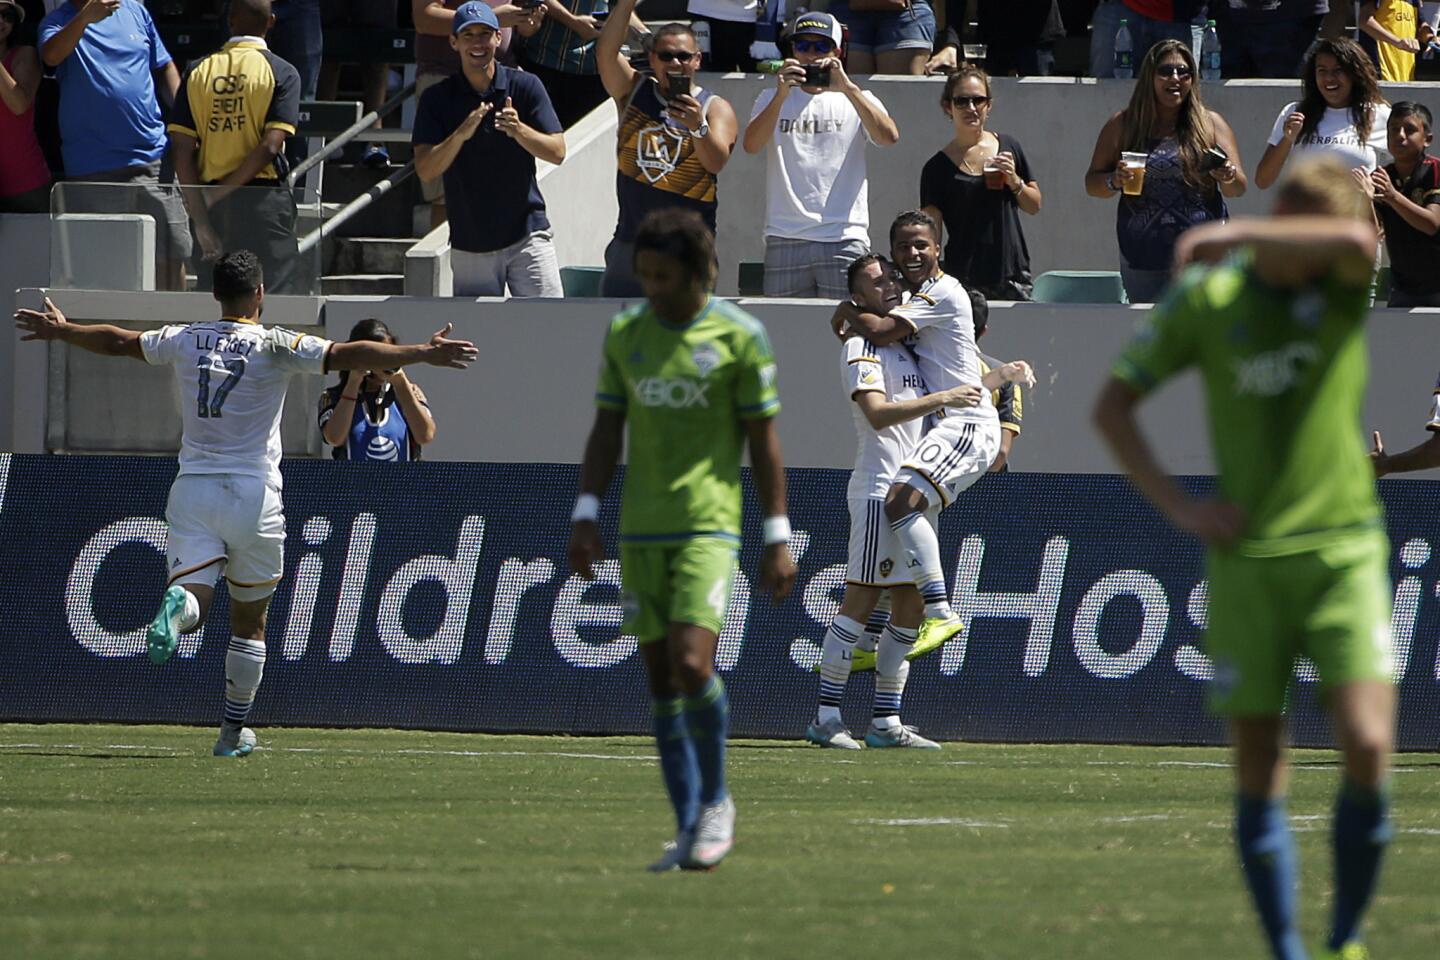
{"left": 1094, "top": 158, "right": 1394, "bottom": 960}
{"left": 807, "top": 253, "right": 987, "bottom": 750}
{"left": 568, "top": 209, "right": 796, "bottom": 872}
{"left": 14, "top": 251, "right": 478, "bottom": 757}
{"left": 831, "top": 211, "right": 1034, "bottom": 658}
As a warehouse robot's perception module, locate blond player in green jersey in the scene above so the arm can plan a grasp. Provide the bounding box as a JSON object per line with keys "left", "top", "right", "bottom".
{"left": 1094, "top": 158, "right": 1395, "bottom": 960}
{"left": 568, "top": 209, "right": 797, "bottom": 872}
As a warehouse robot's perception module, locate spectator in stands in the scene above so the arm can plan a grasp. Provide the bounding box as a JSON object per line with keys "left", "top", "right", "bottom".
{"left": 413, "top": 0, "right": 546, "bottom": 231}
{"left": 519, "top": 0, "right": 607, "bottom": 128}
{"left": 40, "top": 0, "right": 191, "bottom": 290}
{"left": 1360, "top": 0, "right": 1421, "bottom": 81}
{"left": 825, "top": 0, "right": 935, "bottom": 75}
{"left": 1085, "top": 39, "right": 1247, "bottom": 303}
{"left": 413, "top": 2, "right": 565, "bottom": 297}
{"left": 1089, "top": 0, "right": 1197, "bottom": 78}
{"left": 688, "top": 0, "right": 755, "bottom": 71}
{"left": 920, "top": 67, "right": 1040, "bottom": 300}
{"left": 742, "top": 12, "right": 898, "bottom": 298}
{"left": 970, "top": 290, "right": 1022, "bottom": 472}
{"left": 926, "top": 0, "right": 1063, "bottom": 77}
{"left": 319, "top": 318, "right": 437, "bottom": 461}
{"left": 1210, "top": 0, "right": 1326, "bottom": 80}
{"left": 169, "top": 0, "right": 305, "bottom": 293}
{"left": 1255, "top": 38, "right": 1390, "bottom": 190}
{"left": 268, "top": 0, "right": 320, "bottom": 102}
{"left": 317, "top": 0, "right": 397, "bottom": 167}
{"left": 0, "top": 0, "right": 51, "bottom": 212}
{"left": 596, "top": 3, "right": 737, "bottom": 296}
{"left": 1372, "top": 101, "right": 1440, "bottom": 306}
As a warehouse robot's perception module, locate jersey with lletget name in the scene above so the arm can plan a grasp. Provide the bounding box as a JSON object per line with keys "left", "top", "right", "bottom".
{"left": 841, "top": 335, "right": 926, "bottom": 499}
{"left": 890, "top": 271, "right": 997, "bottom": 428}
{"left": 595, "top": 297, "right": 780, "bottom": 543}
{"left": 140, "top": 318, "right": 331, "bottom": 489}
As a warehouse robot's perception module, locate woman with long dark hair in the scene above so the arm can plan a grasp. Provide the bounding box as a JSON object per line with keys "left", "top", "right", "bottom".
{"left": 1255, "top": 37, "right": 1391, "bottom": 190}
{"left": 920, "top": 66, "right": 1042, "bottom": 300}
{"left": 0, "top": 0, "right": 51, "bottom": 213}
{"left": 318, "top": 318, "right": 437, "bottom": 461}
{"left": 1085, "top": 39, "right": 1247, "bottom": 303}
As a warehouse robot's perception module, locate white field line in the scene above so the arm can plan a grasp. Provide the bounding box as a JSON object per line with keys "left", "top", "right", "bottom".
{"left": 851, "top": 817, "right": 1011, "bottom": 828}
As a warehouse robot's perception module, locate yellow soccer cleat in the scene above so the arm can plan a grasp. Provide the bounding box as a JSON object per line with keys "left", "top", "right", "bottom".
{"left": 909, "top": 615, "right": 965, "bottom": 661}
{"left": 1318, "top": 944, "right": 1370, "bottom": 960}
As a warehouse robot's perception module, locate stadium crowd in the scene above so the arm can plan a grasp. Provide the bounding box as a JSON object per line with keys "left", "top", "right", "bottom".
{"left": 1, "top": 0, "right": 1438, "bottom": 303}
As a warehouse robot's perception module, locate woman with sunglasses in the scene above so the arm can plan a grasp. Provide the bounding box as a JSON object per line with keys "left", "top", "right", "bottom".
{"left": 919, "top": 67, "right": 1040, "bottom": 300}
{"left": 1085, "top": 40, "right": 1246, "bottom": 303}
{"left": 1255, "top": 38, "right": 1390, "bottom": 191}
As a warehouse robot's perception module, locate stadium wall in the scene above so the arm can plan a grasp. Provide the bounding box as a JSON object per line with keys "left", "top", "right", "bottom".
{"left": 1, "top": 454, "right": 1437, "bottom": 749}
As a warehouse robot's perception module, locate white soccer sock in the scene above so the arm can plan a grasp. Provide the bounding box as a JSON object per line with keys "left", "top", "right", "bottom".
{"left": 873, "top": 623, "right": 914, "bottom": 729}
{"left": 889, "top": 512, "right": 952, "bottom": 619}
{"left": 816, "top": 615, "right": 862, "bottom": 723}
{"left": 223, "top": 637, "right": 266, "bottom": 733}
{"left": 175, "top": 589, "right": 200, "bottom": 633}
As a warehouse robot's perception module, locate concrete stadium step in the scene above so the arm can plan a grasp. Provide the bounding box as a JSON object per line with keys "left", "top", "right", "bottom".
{"left": 321, "top": 163, "right": 422, "bottom": 240}
{"left": 321, "top": 273, "right": 405, "bottom": 296}
{"left": 327, "top": 237, "right": 418, "bottom": 277}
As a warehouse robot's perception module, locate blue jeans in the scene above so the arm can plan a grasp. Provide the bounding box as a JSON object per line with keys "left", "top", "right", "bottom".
{"left": 1089, "top": 0, "right": 1196, "bottom": 78}
{"left": 269, "top": 0, "right": 322, "bottom": 166}
{"left": 1215, "top": 13, "right": 1323, "bottom": 79}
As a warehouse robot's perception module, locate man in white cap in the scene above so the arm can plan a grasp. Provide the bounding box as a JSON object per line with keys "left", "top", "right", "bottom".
{"left": 741, "top": 11, "right": 898, "bottom": 298}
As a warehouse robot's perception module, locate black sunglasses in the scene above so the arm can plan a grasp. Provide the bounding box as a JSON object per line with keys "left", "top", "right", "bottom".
{"left": 949, "top": 95, "right": 991, "bottom": 109}
{"left": 1156, "top": 63, "right": 1193, "bottom": 79}
{"left": 656, "top": 50, "right": 697, "bottom": 63}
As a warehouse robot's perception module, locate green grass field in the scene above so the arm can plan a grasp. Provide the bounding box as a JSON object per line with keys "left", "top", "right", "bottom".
{"left": 1, "top": 724, "right": 1436, "bottom": 960}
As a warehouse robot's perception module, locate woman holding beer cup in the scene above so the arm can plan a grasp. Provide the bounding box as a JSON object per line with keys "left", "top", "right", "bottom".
{"left": 1085, "top": 40, "right": 1246, "bottom": 303}
{"left": 920, "top": 67, "right": 1042, "bottom": 300}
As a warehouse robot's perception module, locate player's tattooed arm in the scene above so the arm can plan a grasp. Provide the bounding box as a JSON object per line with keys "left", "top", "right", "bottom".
{"left": 830, "top": 300, "right": 908, "bottom": 344}
{"left": 568, "top": 408, "right": 626, "bottom": 580}
{"left": 1174, "top": 216, "right": 1378, "bottom": 289}
{"left": 328, "top": 323, "right": 478, "bottom": 371}
{"left": 982, "top": 360, "right": 1036, "bottom": 391}
{"left": 744, "top": 417, "right": 797, "bottom": 603}
{"left": 13, "top": 297, "right": 144, "bottom": 359}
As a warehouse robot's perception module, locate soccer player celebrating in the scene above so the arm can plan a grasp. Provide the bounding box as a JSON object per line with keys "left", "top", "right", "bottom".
{"left": 1094, "top": 157, "right": 1395, "bottom": 960}
{"left": 14, "top": 251, "right": 478, "bottom": 757}
{"left": 567, "top": 208, "right": 796, "bottom": 872}
{"left": 832, "top": 211, "right": 1034, "bottom": 657}
{"left": 807, "top": 253, "right": 983, "bottom": 751}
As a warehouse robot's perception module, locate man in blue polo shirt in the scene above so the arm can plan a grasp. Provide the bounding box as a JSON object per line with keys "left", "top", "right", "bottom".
{"left": 40, "top": 0, "right": 192, "bottom": 290}
{"left": 413, "top": 1, "right": 566, "bottom": 298}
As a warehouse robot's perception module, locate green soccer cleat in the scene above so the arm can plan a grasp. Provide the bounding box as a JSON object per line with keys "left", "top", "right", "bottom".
{"left": 212, "top": 727, "right": 256, "bottom": 757}
{"left": 849, "top": 647, "right": 877, "bottom": 673}
{"left": 909, "top": 615, "right": 965, "bottom": 661}
{"left": 1319, "top": 943, "right": 1370, "bottom": 960}
{"left": 146, "top": 584, "right": 188, "bottom": 664}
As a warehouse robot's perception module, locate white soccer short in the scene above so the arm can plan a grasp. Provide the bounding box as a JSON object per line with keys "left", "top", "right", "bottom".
{"left": 895, "top": 417, "right": 1001, "bottom": 509}
{"left": 165, "top": 474, "right": 286, "bottom": 602}
{"left": 846, "top": 495, "right": 939, "bottom": 587}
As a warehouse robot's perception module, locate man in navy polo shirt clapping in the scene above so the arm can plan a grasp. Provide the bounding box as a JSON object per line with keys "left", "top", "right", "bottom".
{"left": 413, "top": 1, "right": 566, "bottom": 298}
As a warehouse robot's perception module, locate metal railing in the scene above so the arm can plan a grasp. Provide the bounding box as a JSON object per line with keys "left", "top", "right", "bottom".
{"left": 296, "top": 162, "right": 416, "bottom": 255}
{"left": 287, "top": 80, "right": 417, "bottom": 189}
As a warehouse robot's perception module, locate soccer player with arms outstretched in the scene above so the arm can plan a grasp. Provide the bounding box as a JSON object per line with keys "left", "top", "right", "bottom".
{"left": 1094, "top": 158, "right": 1395, "bottom": 960}
{"left": 15, "top": 251, "right": 478, "bottom": 756}
{"left": 568, "top": 209, "right": 796, "bottom": 872}
{"left": 832, "top": 211, "right": 1034, "bottom": 658}
{"left": 807, "top": 253, "right": 985, "bottom": 750}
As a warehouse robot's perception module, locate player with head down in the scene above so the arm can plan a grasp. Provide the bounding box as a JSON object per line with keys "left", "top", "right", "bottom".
{"left": 14, "top": 251, "right": 477, "bottom": 756}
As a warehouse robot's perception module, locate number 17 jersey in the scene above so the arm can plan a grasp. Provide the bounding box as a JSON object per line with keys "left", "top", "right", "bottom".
{"left": 140, "top": 318, "right": 332, "bottom": 489}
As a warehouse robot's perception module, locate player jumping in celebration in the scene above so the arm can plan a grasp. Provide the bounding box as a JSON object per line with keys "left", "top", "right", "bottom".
{"left": 807, "top": 253, "right": 985, "bottom": 750}
{"left": 1093, "top": 158, "right": 1395, "bottom": 960}
{"left": 14, "top": 251, "right": 478, "bottom": 757}
{"left": 568, "top": 209, "right": 796, "bottom": 872}
{"left": 832, "top": 211, "right": 1034, "bottom": 657}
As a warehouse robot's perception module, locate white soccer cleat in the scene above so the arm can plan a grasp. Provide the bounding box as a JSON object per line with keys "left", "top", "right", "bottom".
{"left": 864, "top": 724, "right": 941, "bottom": 750}
{"left": 683, "top": 796, "right": 736, "bottom": 869}
{"left": 804, "top": 717, "right": 863, "bottom": 750}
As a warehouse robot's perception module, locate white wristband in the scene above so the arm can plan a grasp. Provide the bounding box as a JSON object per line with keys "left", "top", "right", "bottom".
{"left": 762, "top": 515, "right": 791, "bottom": 546}
{"left": 571, "top": 493, "right": 600, "bottom": 523}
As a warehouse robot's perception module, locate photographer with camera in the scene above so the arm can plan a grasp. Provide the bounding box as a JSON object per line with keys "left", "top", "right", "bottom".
{"left": 596, "top": 0, "right": 738, "bottom": 296}
{"left": 742, "top": 12, "right": 898, "bottom": 297}
{"left": 1084, "top": 39, "right": 1245, "bottom": 303}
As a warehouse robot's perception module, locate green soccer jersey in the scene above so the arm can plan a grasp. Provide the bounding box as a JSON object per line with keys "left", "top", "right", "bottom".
{"left": 1113, "top": 256, "right": 1381, "bottom": 555}
{"left": 595, "top": 297, "right": 781, "bottom": 543}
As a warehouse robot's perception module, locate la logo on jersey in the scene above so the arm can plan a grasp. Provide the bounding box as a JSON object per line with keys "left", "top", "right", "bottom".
{"left": 636, "top": 123, "right": 686, "bottom": 184}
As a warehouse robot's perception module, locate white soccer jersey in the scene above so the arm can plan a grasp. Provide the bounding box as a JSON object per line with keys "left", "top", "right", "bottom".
{"left": 889, "top": 272, "right": 997, "bottom": 428}
{"left": 841, "top": 335, "right": 926, "bottom": 499}
{"left": 140, "top": 319, "right": 332, "bottom": 489}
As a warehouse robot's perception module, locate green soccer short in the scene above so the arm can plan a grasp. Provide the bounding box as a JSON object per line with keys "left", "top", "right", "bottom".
{"left": 620, "top": 537, "right": 740, "bottom": 641}
{"left": 1205, "top": 530, "right": 1395, "bottom": 716}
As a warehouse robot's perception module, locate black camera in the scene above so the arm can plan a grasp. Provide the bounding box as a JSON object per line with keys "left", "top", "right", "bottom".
{"left": 1199, "top": 145, "right": 1230, "bottom": 173}
{"left": 803, "top": 63, "right": 832, "bottom": 87}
